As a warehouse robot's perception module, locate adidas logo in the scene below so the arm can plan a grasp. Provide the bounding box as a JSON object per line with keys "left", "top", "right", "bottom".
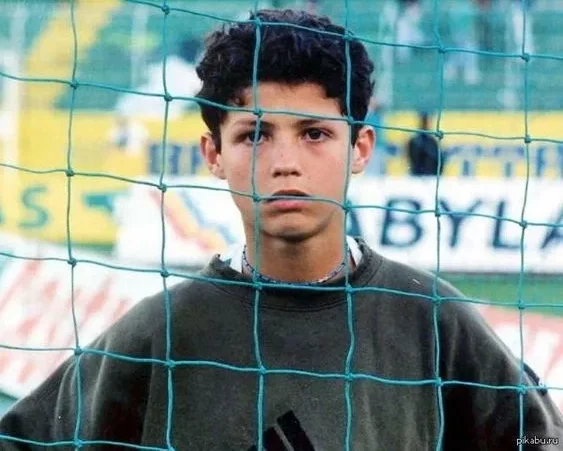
{"left": 247, "top": 410, "right": 315, "bottom": 451}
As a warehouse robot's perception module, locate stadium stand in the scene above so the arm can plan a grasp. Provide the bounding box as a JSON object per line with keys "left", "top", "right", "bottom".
{"left": 0, "top": 0, "right": 60, "bottom": 54}
{"left": 44, "top": 0, "right": 563, "bottom": 111}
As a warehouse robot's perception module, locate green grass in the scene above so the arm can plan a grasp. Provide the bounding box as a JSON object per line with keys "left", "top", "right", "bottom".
{"left": 446, "top": 273, "right": 563, "bottom": 317}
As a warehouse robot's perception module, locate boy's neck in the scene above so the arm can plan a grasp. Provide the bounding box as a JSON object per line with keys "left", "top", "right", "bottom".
{"left": 242, "top": 229, "right": 355, "bottom": 284}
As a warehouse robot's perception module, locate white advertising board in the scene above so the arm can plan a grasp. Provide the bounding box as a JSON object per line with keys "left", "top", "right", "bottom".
{"left": 0, "top": 233, "right": 181, "bottom": 398}
{"left": 114, "top": 176, "right": 562, "bottom": 273}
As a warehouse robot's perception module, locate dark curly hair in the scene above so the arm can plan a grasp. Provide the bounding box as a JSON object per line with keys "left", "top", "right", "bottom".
{"left": 195, "top": 9, "right": 375, "bottom": 150}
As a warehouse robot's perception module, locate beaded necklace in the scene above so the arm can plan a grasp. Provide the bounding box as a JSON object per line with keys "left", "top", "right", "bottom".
{"left": 241, "top": 246, "right": 350, "bottom": 286}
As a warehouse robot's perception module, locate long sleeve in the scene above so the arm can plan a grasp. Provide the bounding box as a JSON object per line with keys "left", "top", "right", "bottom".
{"left": 440, "top": 301, "right": 563, "bottom": 450}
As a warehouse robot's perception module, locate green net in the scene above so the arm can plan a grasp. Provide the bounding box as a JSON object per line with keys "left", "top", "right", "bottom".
{"left": 0, "top": 0, "right": 561, "bottom": 449}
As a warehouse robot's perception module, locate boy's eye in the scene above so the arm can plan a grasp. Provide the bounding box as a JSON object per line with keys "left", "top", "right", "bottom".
{"left": 304, "top": 128, "right": 328, "bottom": 141}
{"left": 243, "top": 130, "right": 266, "bottom": 144}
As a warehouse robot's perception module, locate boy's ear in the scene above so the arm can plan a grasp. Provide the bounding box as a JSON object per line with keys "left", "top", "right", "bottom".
{"left": 200, "top": 132, "right": 225, "bottom": 179}
{"left": 351, "top": 125, "right": 375, "bottom": 174}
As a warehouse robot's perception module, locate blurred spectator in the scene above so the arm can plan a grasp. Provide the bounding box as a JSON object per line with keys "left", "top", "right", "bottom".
{"left": 406, "top": 112, "right": 446, "bottom": 176}
{"left": 364, "top": 97, "right": 387, "bottom": 176}
{"left": 510, "top": 0, "right": 535, "bottom": 54}
{"left": 179, "top": 37, "right": 201, "bottom": 63}
{"left": 396, "top": 0, "right": 425, "bottom": 62}
{"left": 475, "top": 0, "right": 494, "bottom": 52}
{"left": 444, "top": 1, "right": 481, "bottom": 85}
{"left": 115, "top": 54, "right": 201, "bottom": 119}
{"left": 304, "top": 0, "right": 319, "bottom": 14}
{"left": 108, "top": 113, "right": 149, "bottom": 156}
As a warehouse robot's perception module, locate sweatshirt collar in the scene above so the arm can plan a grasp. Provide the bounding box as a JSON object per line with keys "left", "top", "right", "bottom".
{"left": 201, "top": 237, "right": 383, "bottom": 311}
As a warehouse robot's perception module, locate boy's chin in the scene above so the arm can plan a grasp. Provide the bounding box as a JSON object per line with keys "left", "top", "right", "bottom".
{"left": 256, "top": 221, "right": 328, "bottom": 244}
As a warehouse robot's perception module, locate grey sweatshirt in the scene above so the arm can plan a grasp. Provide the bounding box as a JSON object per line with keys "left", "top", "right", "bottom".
{"left": 1, "top": 239, "right": 562, "bottom": 450}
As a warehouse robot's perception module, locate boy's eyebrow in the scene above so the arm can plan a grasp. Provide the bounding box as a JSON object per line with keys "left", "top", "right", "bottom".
{"left": 231, "top": 118, "right": 327, "bottom": 129}
{"left": 296, "top": 118, "right": 326, "bottom": 128}
{"left": 231, "top": 118, "right": 270, "bottom": 128}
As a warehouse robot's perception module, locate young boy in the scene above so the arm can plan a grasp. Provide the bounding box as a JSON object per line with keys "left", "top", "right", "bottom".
{"left": 1, "top": 9, "right": 562, "bottom": 451}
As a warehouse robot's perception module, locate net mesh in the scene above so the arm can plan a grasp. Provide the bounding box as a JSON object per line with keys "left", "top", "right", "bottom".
{"left": 0, "top": 0, "right": 561, "bottom": 449}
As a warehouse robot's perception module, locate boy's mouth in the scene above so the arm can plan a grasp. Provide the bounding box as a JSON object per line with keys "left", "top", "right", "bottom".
{"left": 267, "top": 189, "right": 310, "bottom": 202}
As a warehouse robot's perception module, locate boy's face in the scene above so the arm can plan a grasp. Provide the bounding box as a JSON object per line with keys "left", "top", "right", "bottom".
{"left": 201, "top": 82, "right": 374, "bottom": 243}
